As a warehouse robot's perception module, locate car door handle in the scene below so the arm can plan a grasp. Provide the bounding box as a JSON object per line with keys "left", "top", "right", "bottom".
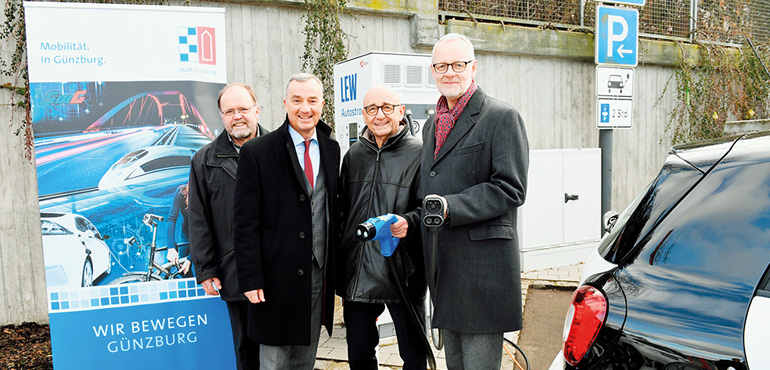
{"left": 564, "top": 193, "right": 579, "bottom": 203}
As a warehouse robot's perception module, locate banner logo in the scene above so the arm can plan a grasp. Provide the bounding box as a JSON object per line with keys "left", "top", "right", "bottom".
{"left": 42, "top": 90, "right": 88, "bottom": 105}
{"left": 178, "top": 27, "right": 217, "bottom": 65}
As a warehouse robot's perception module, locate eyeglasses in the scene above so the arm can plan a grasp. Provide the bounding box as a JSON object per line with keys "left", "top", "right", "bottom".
{"left": 432, "top": 60, "right": 474, "bottom": 74}
{"left": 363, "top": 103, "right": 402, "bottom": 116}
{"left": 221, "top": 105, "right": 256, "bottom": 117}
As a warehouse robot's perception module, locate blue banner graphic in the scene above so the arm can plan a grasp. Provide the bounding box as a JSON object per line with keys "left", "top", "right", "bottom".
{"left": 23, "top": 3, "right": 235, "bottom": 369}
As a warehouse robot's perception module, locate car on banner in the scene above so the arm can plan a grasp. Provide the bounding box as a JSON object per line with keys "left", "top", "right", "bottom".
{"left": 98, "top": 145, "right": 197, "bottom": 190}
{"left": 550, "top": 132, "right": 770, "bottom": 370}
{"left": 42, "top": 212, "right": 112, "bottom": 289}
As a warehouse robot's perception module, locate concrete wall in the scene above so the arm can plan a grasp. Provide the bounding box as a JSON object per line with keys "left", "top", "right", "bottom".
{"left": 0, "top": 90, "right": 49, "bottom": 323}
{"left": 1, "top": 0, "right": 684, "bottom": 324}
{"left": 214, "top": 0, "right": 680, "bottom": 210}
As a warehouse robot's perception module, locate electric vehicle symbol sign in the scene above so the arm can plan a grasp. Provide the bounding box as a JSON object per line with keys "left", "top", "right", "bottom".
{"left": 601, "top": 104, "right": 610, "bottom": 123}
{"left": 596, "top": 5, "right": 639, "bottom": 66}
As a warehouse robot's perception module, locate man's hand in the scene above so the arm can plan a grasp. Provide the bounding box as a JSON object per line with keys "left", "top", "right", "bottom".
{"left": 244, "top": 289, "right": 266, "bottom": 304}
{"left": 166, "top": 248, "right": 180, "bottom": 264}
{"left": 390, "top": 215, "right": 408, "bottom": 239}
{"left": 201, "top": 277, "right": 222, "bottom": 296}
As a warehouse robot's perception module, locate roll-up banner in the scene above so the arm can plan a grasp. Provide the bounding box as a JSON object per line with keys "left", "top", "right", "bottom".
{"left": 23, "top": 2, "right": 235, "bottom": 368}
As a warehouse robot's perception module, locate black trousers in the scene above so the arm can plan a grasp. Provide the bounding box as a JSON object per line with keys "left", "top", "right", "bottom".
{"left": 226, "top": 300, "right": 260, "bottom": 370}
{"left": 343, "top": 300, "right": 427, "bottom": 370}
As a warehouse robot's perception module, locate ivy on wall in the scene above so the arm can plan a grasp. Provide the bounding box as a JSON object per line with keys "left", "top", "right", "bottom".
{"left": 1, "top": 0, "right": 32, "bottom": 160}
{"left": 664, "top": 40, "right": 770, "bottom": 144}
{"left": 300, "top": 0, "right": 350, "bottom": 133}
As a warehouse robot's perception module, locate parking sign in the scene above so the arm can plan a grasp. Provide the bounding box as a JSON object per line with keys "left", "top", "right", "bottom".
{"left": 595, "top": 5, "right": 639, "bottom": 66}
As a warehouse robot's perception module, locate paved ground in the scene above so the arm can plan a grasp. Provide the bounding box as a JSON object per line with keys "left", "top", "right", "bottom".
{"left": 515, "top": 287, "right": 575, "bottom": 370}
{"left": 314, "top": 264, "right": 584, "bottom": 370}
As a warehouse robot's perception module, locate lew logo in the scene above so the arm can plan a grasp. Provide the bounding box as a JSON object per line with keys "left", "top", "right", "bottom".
{"left": 178, "top": 27, "right": 217, "bottom": 65}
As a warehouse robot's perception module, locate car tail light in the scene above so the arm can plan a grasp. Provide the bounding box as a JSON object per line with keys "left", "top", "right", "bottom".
{"left": 563, "top": 285, "right": 607, "bottom": 366}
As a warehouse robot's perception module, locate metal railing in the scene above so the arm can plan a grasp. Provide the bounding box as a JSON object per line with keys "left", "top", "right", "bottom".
{"left": 439, "top": 0, "right": 770, "bottom": 46}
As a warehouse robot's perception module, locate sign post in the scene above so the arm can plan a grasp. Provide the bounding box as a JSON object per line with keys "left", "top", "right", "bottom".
{"left": 595, "top": 1, "right": 643, "bottom": 232}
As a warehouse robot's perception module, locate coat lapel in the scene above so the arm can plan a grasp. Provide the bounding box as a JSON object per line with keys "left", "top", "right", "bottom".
{"left": 281, "top": 120, "right": 313, "bottom": 196}
{"left": 208, "top": 132, "right": 239, "bottom": 179}
{"left": 432, "top": 88, "right": 486, "bottom": 166}
{"left": 424, "top": 117, "right": 437, "bottom": 162}
{"left": 212, "top": 123, "right": 270, "bottom": 180}
{"left": 316, "top": 121, "right": 337, "bottom": 196}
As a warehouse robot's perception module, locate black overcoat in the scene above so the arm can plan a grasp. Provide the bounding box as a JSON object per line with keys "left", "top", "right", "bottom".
{"left": 188, "top": 125, "right": 268, "bottom": 301}
{"left": 420, "top": 87, "right": 529, "bottom": 334}
{"left": 233, "top": 117, "right": 340, "bottom": 345}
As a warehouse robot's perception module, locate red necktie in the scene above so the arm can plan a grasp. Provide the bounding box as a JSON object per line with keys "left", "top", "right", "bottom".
{"left": 304, "top": 140, "right": 314, "bottom": 189}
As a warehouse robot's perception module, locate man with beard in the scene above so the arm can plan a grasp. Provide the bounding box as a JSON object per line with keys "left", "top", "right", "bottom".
{"left": 188, "top": 83, "right": 269, "bottom": 369}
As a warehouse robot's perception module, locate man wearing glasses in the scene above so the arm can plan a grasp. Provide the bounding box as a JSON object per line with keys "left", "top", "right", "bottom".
{"left": 188, "top": 83, "right": 269, "bottom": 369}
{"left": 421, "top": 33, "right": 529, "bottom": 369}
{"left": 337, "top": 84, "right": 426, "bottom": 370}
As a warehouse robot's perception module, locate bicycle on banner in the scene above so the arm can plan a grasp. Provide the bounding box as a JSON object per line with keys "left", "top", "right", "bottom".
{"left": 109, "top": 213, "right": 191, "bottom": 284}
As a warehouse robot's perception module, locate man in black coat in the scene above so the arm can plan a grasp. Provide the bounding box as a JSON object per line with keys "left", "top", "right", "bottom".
{"left": 337, "top": 84, "right": 426, "bottom": 370}
{"left": 188, "top": 83, "right": 268, "bottom": 370}
{"left": 233, "top": 73, "right": 340, "bottom": 370}
{"left": 421, "top": 33, "right": 529, "bottom": 369}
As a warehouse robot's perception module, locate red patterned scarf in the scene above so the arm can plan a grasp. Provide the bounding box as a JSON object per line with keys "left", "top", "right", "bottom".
{"left": 434, "top": 80, "right": 478, "bottom": 159}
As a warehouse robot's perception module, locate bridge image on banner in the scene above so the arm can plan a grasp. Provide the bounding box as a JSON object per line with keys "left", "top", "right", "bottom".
{"left": 24, "top": 2, "right": 236, "bottom": 369}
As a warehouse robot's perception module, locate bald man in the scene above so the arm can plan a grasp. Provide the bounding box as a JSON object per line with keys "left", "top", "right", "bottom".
{"left": 337, "top": 84, "right": 427, "bottom": 370}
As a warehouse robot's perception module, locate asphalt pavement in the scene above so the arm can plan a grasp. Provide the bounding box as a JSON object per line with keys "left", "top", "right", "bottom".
{"left": 313, "top": 264, "right": 584, "bottom": 370}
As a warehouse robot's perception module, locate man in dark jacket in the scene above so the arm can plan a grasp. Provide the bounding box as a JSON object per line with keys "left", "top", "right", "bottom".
{"left": 338, "top": 84, "right": 426, "bottom": 370}
{"left": 188, "top": 83, "right": 268, "bottom": 370}
{"left": 421, "top": 33, "right": 529, "bottom": 369}
{"left": 233, "top": 73, "right": 340, "bottom": 370}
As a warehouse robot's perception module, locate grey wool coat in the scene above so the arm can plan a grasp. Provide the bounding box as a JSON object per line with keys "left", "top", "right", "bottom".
{"left": 420, "top": 87, "right": 529, "bottom": 334}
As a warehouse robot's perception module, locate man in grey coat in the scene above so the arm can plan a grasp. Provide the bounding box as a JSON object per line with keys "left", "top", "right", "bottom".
{"left": 421, "top": 33, "right": 529, "bottom": 370}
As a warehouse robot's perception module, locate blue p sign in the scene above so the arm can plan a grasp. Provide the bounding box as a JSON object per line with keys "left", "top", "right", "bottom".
{"left": 596, "top": 6, "right": 639, "bottom": 66}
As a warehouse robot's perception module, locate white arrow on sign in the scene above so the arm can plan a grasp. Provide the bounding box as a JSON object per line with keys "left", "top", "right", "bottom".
{"left": 606, "top": 14, "right": 628, "bottom": 57}
{"left": 617, "top": 45, "right": 631, "bottom": 58}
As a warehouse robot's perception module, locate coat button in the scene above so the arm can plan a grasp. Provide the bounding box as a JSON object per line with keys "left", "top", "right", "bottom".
{"left": 299, "top": 232, "right": 306, "bottom": 239}
{"left": 299, "top": 194, "right": 306, "bottom": 201}
{"left": 429, "top": 171, "right": 437, "bottom": 177}
{"left": 297, "top": 269, "right": 304, "bottom": 276}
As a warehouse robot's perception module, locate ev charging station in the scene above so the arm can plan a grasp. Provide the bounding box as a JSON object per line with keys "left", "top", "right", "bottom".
{"left": 334, "top": 51, "right": 440, "bottom": 156}
{"left": 333, "top": 52, "right": 440, "bottom": 340}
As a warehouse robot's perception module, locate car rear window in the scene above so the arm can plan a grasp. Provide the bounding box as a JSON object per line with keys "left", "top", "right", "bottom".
{"left": 631, "top": 158, "right": 770, "bottom": 302}
{"left": 599, "top": 154, "right": 704, "bottom": 263}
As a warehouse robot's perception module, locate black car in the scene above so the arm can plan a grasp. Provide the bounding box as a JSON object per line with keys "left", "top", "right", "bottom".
{"left": 550, "top": 132, "right": 770, "bottom": 370}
